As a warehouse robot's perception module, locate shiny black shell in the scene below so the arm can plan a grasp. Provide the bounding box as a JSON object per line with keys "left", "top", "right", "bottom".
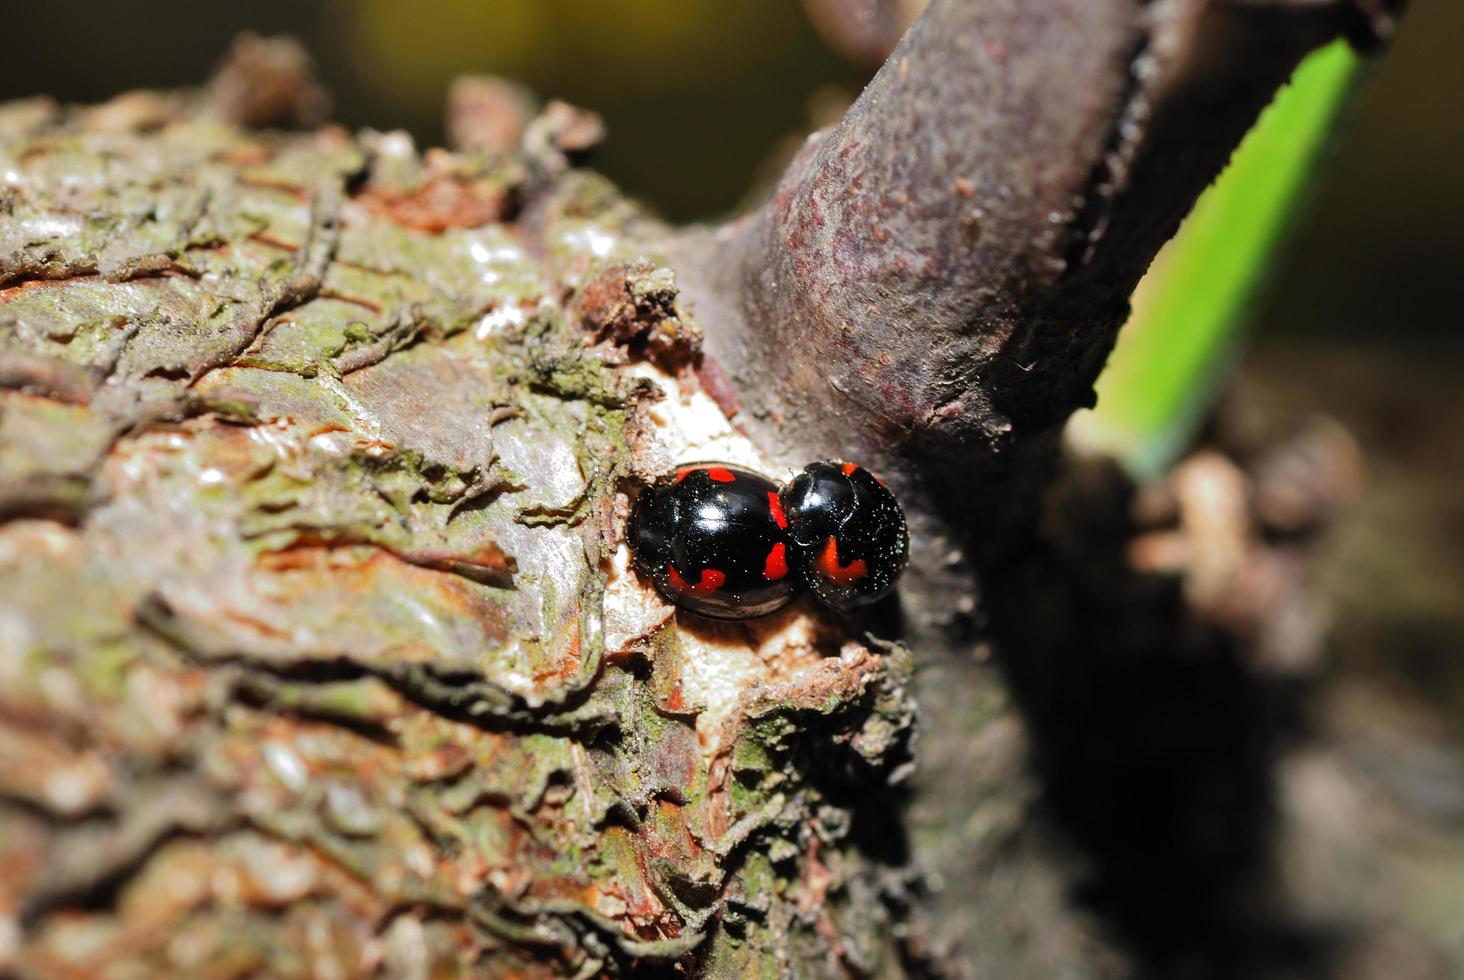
{"left": 779, "top": 460, "right": 908, "bottom": 611}
{"left": 630, "top": 463, "right": 799, "bottom": 620}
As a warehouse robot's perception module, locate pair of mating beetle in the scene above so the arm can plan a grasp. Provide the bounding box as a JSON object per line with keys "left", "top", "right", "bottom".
{"left": 631, "top": 460, "right": 908, "bottom": 620}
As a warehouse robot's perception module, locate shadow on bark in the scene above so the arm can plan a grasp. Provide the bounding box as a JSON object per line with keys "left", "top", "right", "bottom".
{"left": 985, "top": 454, "right": 1342, "bottom": 979}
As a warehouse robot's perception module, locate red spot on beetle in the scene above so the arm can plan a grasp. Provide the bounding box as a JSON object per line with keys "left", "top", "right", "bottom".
{"left": 673, "top": 467, "right": 697, "bottom": 484}
{"left": 706, "top": 467, "right": 736, "bottom": 483}
{"left": 841, "top": 462, "right": 858, "bottom": 476}
{"left": 817, "top": 536, "right": 867, "bottom": 586}
{"left": 667, "top": 563, "right": 725, "bottom": 595}
{"left": 692, "top": 568, "right": 727, "bottom": 593}
{"left": 767, "top": 491, "right": 788, "bottom": 529}
{"left": 763, "top": 542, "right": 788, "bottom": 581}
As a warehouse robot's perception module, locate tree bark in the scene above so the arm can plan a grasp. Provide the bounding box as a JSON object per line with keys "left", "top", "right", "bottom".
{"left": 0, "top": 70, "right": 927, "bottom": 978}
{"left": 0, "top": 3, "right": 1405, "bottom": 978}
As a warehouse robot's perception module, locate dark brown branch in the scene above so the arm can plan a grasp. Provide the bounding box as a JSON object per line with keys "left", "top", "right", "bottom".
{"left": 675, "top": 0, "right": 1397, "bottom": 631}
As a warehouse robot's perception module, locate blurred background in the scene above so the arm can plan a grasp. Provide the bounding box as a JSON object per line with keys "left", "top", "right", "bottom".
{"left": 2, "top": 0, "right": 1460, "bottom": 962}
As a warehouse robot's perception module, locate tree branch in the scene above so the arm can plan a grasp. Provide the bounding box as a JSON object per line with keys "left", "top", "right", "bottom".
{"left": 670, "top": 3, "right": 1402, "bottom": 968}
{"left": 677, "top": 0, "right": 1399, "bottom": 628}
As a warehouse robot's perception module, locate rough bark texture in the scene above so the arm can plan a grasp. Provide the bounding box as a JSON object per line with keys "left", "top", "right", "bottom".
{"left": 0, "top": 86, "right": 925, "bottom": 977}
{"left": 0, "top": 2, "right": 1420, "bottom": 978}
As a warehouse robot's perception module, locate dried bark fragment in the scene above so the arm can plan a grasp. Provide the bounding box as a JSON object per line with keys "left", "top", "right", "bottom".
{"left": 209, "top": 32, "right": 332, "bottom": 130}
{"left": 573, "top": 261, "right": 700, "bottom": 372}
{"left": 446, "top": 76, "right": 540, "bottom": 157}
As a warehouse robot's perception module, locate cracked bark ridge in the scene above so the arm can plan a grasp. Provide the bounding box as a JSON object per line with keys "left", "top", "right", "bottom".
{"left": 0, "top": 81, "right": 922, "bottom": 977}
{"left": 679, "top": 0, "right": 1401, "bottom": 609}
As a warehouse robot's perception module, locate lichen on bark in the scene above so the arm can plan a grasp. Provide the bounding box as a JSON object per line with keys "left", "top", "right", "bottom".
{"left": 0, "top": 83, "right": 918, "bottom": 978}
